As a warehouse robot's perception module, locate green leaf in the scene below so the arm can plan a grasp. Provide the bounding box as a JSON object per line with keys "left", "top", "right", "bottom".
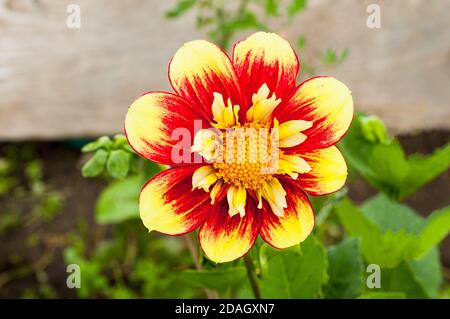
{"left": 340, "top": 47, "right": 350, "bottom": 61}
{"left": 407, "top": 248, "right": 442, "bottom": 298}
{"left": 264, "top": 0, "right": 279, "bottom": 16}
{"left": 417, "top": 206, "right": 450, "bottom": 255}
{"left": 335, "top": 196, "right": 418, "bottom": 268}
{"left": 63, "top": 247, "right": 109, "bottom": 298}
{"left": 259, "top": 236, "right": 328, "bottom": 298}
{"left": 361, "top": 194, "right": 423, "bottom": 235}
{"left": 323, "top": 48, "right": 350, "bottom": 65}
{"left": 357, "top": 292, "right": 405, "bottom": 299}
{"left": 323, "top": 48, "right": 337, "bottom": 65}
{"left": 106, "top": 149, "right": 131, "bottom": 179}
{"left": 335, "top": 195, "right": 446, "bottom": 297}
{"left": 339, "top": 113, "right": 450, "bottom": 199}
{"left": 359, "top": 115, "right": 392, "bottom": 145}
{"left": 95, "top": 176, "right": 142, "bottom": 224}
{"left": 361, "top": 195, "right": 450, "bottom": 258}
{"left": 165, "top": 0, "right": 197, "bottom": 18}
{"left": 81, "top": 136, "right": 112, "bottom": 152}
{"left": 325, "top": 238, "right": 364, "bottom": 298}
{"left": 179, "top": 267, "right": 247, "bottom": 292}
{"left": 366, "top": 246, "right": 441, "bottom": 298}
{"left": 81, "top": 149, "right": 108, "bottom": 178}
{"left": 223, "top": 11, "right": 265, "bottom": 33}
{"left": 296, "top": 36, "right": 306, "bottom": 49}
{"left": 401, "top": 146, "right": 450, "bottom": 199}
{"left": 287, "top": 0, "right": 307, "bottom": 17}
{"left": 380, "top": 261, "right": 428, "bottom": 298}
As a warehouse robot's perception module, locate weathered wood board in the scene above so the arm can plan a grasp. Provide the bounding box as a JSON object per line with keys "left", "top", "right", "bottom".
{"left": 0, "top": 0, "right": 449, "bottom": 140}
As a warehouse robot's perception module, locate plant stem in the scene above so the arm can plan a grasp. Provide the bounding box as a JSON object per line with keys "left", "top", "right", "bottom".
{"left": 244, "top": 254, "right": 261, "bottom": 299}
{"left": 183, "top": 233, "right": 219, "bottom": 299}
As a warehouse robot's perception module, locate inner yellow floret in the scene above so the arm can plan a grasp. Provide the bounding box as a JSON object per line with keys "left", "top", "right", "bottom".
{"left": 191, "top": 83, "right": 313, "bottom": 217}
{"left": 213, "top": 123, "right": 276, "bottom": 190}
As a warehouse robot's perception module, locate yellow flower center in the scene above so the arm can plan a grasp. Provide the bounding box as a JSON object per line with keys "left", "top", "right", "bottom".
{"left": 191, "top": 84, "right": 313, "bottom": 217}
{"left": 213, "top": 123, "right": 278, "bottom": 190}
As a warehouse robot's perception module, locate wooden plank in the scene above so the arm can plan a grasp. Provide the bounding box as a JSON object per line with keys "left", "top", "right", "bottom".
{"left": 0, "top": 0, "right": 449, "bottom": 140}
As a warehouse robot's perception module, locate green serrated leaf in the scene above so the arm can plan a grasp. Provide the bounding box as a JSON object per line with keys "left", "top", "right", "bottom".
{"left": 179, "top": 267, "right": 247, "bottom": 292}
{"left": 325, "top": 237, "right": 364, "bottom": 298}
{"left": 95, "top": 176, "right": 142, "bottom": 224}
{"left": 81, "top": 149, "right": 108, "bottom": 178}
{"left": 106, "top": 149, "right": 131, "bottom": 179}
{"left": 259, "top": 236, "right": 328, "bottom": 298}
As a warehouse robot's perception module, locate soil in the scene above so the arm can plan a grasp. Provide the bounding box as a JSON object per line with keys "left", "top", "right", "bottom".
{"left": 0, "top": 130, "right": 449, "bottom": 298}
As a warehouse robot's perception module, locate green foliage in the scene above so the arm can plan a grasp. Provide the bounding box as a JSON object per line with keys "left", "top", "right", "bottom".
{"left": 339, "top": 113, "right": 450, "bottom": 199}
{"left": 0, "top": 144, "right": 64, "bottom": 237}
{"left": 95, "top": 176, "right": 142, "bottom": 224}
{"left": 64, "top": 247, "right": 109, "bottom": 298}
{"left": 31, "top": 191, "right": 64, "bottom": 221}
{"left": 81, "top": 136, "right": 113, "bottom": 152}
{"left": 0, "top": 211, "right": 22, "bottom": 233}
{"left": 64, "top": 222, "right": 198, "bottom": 299}
{"left": 335, "top": 195, "right": 449, "bottom": 269}
{"left": 357, "top": 292, "right": 405, "bottom": 299}
{"left": 82, "top": 135, "right": 138, "bottom": 179}
{"left": 323, "top": 48, "right": 350, "bottom": 65}
{"left": 164, "top": 0, "right": 308, "bottom": 50}
{"left": 95, "top": 160, "right": 162, "bottom": 224}
{"left": 417, "top": 207, "right": 450, "bottom": 254}
{"left": 287, "top": 0, "right": 308, "bottom": 17}
{"left": 82, "top": 149, "right": 108, "bottom": 178}
{"left": 165, "top": 0, "right": 197, "bottom": 18}
{"left": 0, "top": 157, "right": 16, "bottom": 195}
{"left": 264, "top": 0, "right": 279, "bottom": 16}
{"left": 379, "top": 251, "right": 439, "bottom": 299}
{"left": 324, "top": 238, "right": 364, "bottom": 298}
{"left": 296, "top": 36, "right": 306, "bottom": 49}
{"left": 259, "top": 236, "right": 328, "bottom": 298}
{"left": 179, "top": 267, "right": 247, "bottom": 293}
{"left": 106, "top": 150, "right": 131, "bottom": 179}
{"left": 359, "top": 115, "right": 392, "bottom": 145}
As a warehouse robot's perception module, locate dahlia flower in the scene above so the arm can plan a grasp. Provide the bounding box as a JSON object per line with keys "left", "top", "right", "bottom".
{"left": 125, "top": 32, "right": 353, "bottom": 263}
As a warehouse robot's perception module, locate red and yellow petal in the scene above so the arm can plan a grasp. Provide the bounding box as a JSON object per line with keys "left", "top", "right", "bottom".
{"left": 260, "top": 181, "right": 314, "bottom": 249}
{"left": 233, "top": 32, "right": 299, "bottom": 110}
{"left": 125, "top": 92, "right": 208, "bottom": 165}
{"left": 275, "top": 76, "right": 353, "bottom": 151}
{"left": 293, "top": 146, "right": 347, "bottom": 196}
{"left": 199, "top": 199, "right": 261, "bottom": 263}
{"left": 169, "top": 40, "right": 243, "bottom": 121}
{"left": 140, "top": 166, "right": 210, "bottom": 235}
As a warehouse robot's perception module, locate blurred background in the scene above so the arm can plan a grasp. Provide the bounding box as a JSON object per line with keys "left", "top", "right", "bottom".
{"left": 0, "top": 0, "right": 449, "bottom": 298}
